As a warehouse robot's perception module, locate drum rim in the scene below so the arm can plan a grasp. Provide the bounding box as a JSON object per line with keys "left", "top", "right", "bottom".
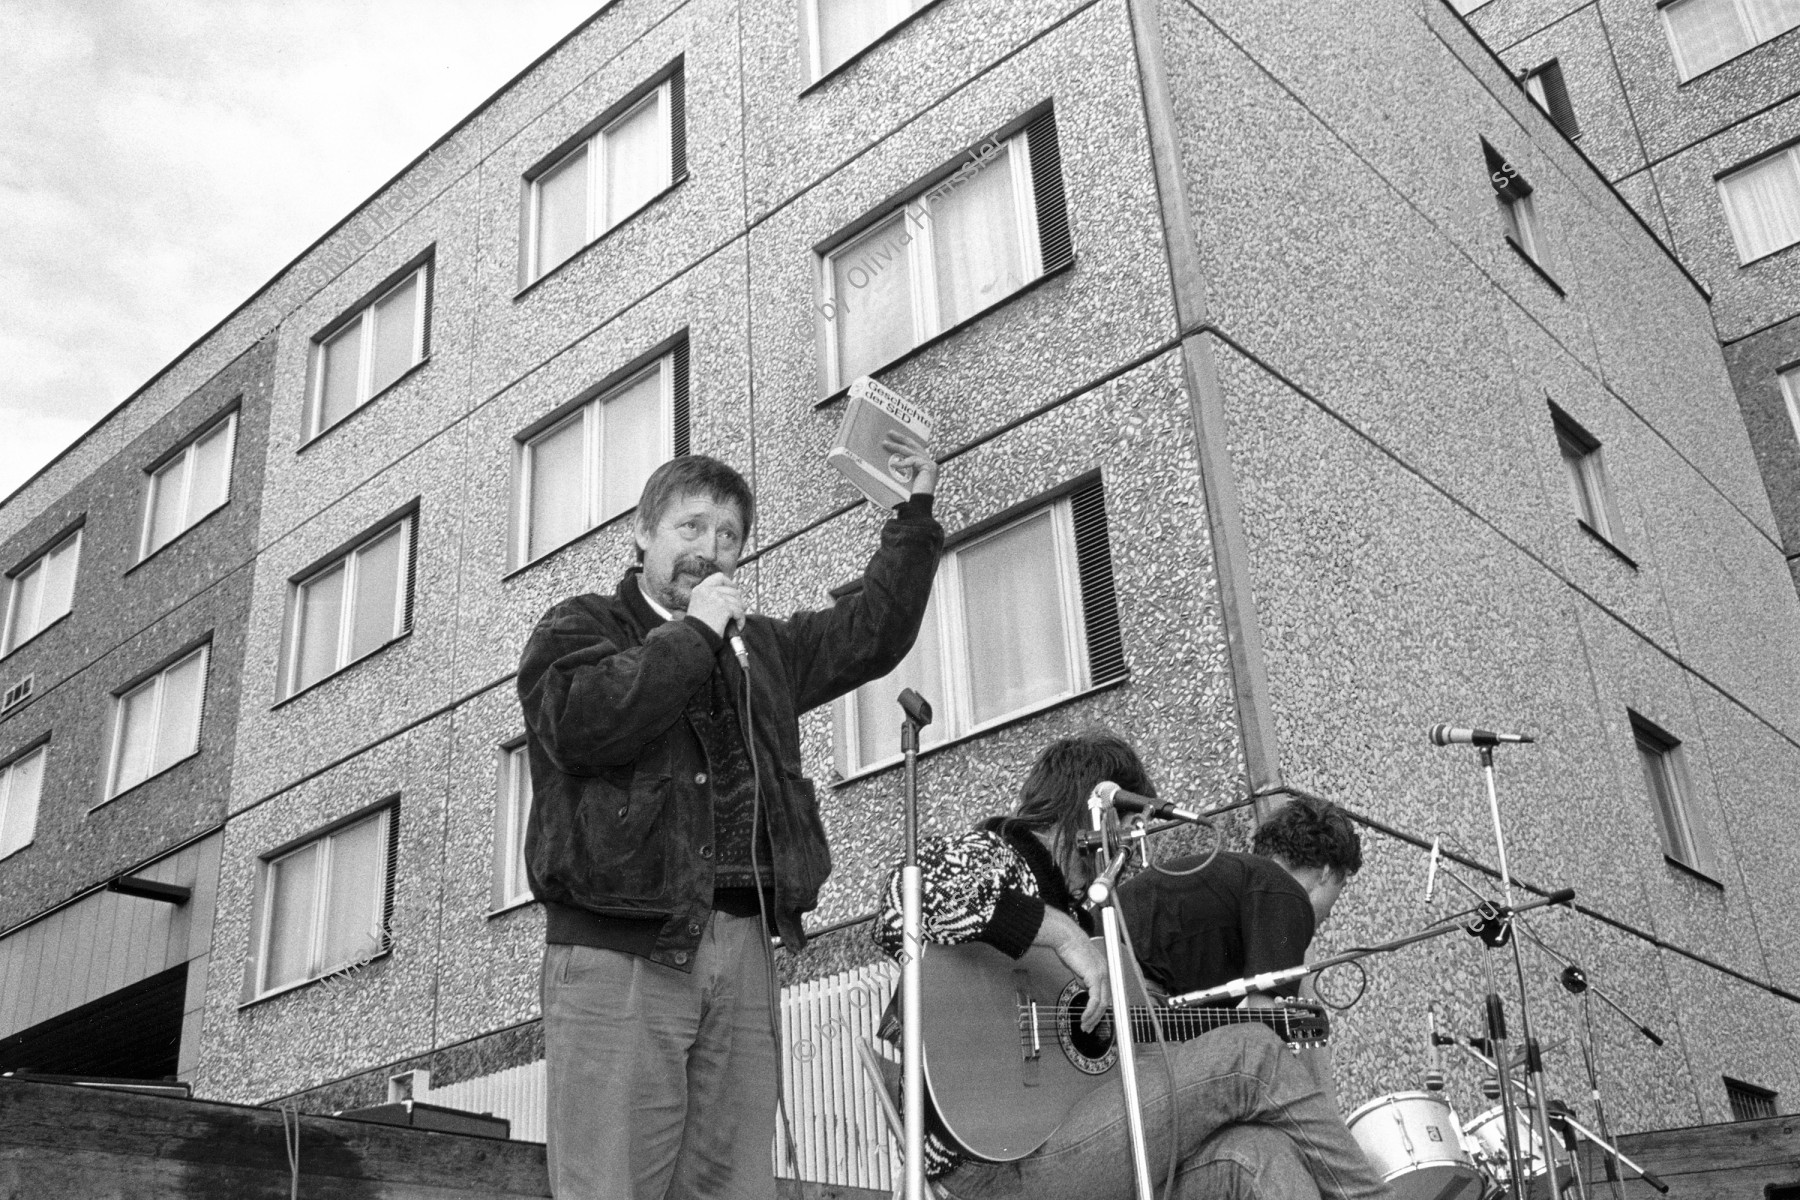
{"left": 1347, "top": 1090, "right": 1459, "bottom": 1123}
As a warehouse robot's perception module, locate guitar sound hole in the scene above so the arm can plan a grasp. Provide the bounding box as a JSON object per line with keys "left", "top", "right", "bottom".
{"left": 1056, "top": 982, "right": 1118, "bottom": 1076}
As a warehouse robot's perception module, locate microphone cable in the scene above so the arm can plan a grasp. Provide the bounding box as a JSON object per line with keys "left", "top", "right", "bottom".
{"left": 728, "top": 630, "right": 806, "bottom": 1184}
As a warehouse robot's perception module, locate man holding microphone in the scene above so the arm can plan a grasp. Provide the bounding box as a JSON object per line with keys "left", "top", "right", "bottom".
{"left": 517, "top": 437, "right": 942, "bottom": 1200}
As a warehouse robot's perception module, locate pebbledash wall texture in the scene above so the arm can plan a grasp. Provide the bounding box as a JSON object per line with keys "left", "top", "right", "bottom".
{"left": 1459, "top": 0, "right": 1800, "bottom": 594}
{"left": 3, "top": 0, "right": 1799, "bottom": 1167}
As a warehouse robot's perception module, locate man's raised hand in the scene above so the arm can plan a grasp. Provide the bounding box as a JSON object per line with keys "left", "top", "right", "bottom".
{"left": 881, "top": 428, "right": 939, "bottom": 497}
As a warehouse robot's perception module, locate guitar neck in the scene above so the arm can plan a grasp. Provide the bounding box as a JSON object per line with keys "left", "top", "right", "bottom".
{"left": 1124, "top": 1005, "right": 1304, "bottom": 1043}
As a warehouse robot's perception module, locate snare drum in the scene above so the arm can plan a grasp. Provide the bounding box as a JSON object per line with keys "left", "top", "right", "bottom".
{"left": 1346, "top": 1092, "right": 1485, "bottom": 1200}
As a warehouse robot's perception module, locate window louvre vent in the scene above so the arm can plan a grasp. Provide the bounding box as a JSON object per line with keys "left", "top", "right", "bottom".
{"left": 401, "top": 519, "right": 420, "bottom": 638}
{"left": 673, "top": 337, "right": 692, "bottom": 458}
{"left": 382, "top": 802, "right": 402, "bottom": 948}
{"left": 1534, "top": 61, "right": 1580, "bottom": 139}
{"left": 1, "top": 675, "right": 32, "bottom": 713}
{"left": 1071, "top": 477, "right": 1126, "bottom": 687}
{"left": 1026, "top": 107, "right": 1073, "bottom": 273}
{"left": 1727, "top": 1077, "right": 1778, "bottom": 1121}
{"left": 420, "top": 259, "right": 436, "bottom": 361}
{"left": 670, "top": 65, "right": 687, "bottom": 180}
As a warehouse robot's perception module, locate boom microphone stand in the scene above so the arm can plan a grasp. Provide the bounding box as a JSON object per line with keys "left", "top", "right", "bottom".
{"left": 897, "top": 689, "right": 932, "bottom": 1200}
{"left": 1427, "top": 726, "right": 1562, "bottom": 1200}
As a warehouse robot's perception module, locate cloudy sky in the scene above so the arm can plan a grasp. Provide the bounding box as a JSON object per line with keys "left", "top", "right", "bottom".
{"left": 0, "top": 0, "right": 602, "bottom": 501}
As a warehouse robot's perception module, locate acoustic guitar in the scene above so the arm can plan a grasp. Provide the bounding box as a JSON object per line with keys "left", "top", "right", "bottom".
{"left": 915, "top": 940, "right": 1330, "bottom": 1161}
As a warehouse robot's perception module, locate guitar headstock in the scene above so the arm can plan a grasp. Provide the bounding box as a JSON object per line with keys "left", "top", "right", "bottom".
{"left": 1272, "top": 998, "right": 1331, "bottom": 1046}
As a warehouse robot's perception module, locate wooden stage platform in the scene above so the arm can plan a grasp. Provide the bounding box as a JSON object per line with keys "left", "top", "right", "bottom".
{"left": 2, "top": 1073, "right": 1795, "bottom": 1199}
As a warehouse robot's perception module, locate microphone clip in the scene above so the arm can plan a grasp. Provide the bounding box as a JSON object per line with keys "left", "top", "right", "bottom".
{"left": 1465, "top": 901, "right": 1513, "bottom": 948}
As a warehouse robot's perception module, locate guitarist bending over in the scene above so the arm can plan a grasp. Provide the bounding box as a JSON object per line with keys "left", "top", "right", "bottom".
{"left": 871, "top": 732, "right": 1386, "bottom": 1200}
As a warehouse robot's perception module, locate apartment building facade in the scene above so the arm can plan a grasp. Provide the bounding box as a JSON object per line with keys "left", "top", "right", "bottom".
{"left": 0, "top": 335, "right": 273, "bottom": 1082}
{"left": 4, "top": 0, "right": 1799, "bottom": 1180}
{"left": 1462, "top": 0, "right": 1800, "bottom": 595}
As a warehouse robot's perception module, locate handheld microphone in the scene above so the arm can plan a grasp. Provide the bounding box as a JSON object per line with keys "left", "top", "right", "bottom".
{"left": 1091, "top": 780, "right": 1204, "bottom": 823}
{"left": 1429, "top": 724, "right": 1534, "bottom": 746}
{"left": 725, "top": 619, "right": 750, "bottom": 671}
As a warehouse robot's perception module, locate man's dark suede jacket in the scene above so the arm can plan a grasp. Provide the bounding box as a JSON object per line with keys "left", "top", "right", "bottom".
{"left": 517, "top": 496, "right": 943, "bottom": 970}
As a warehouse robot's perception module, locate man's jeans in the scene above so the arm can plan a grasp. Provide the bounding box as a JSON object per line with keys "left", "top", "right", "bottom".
{"left": 934, "top": 1025, "right": 1388, "bottom": 1200}
{"left": 542, "top": 912, "right": 778, "bottom": 1200}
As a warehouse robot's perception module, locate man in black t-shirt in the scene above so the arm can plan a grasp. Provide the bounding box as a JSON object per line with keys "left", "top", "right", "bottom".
{"left": 1120, "top": 797, "right": 1361, "bottom": 1002}
{"left": 1116, "top": 797, "right": 1369, "bottom": 1196}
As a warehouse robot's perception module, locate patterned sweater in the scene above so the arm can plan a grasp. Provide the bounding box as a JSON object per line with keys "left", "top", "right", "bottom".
{"left": 870, "top": 818, "right": 1090, "bottom": 1176}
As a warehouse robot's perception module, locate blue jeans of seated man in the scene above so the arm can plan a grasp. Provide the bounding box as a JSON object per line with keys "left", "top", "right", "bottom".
{"left": 541, "top": 912, "right": 777, "bottom": 1200}
{"left": 1180, "top": 1125, "right": 1324, "bottom": 1199}
{"left": 933, "top": 1025, "right": 1387, "bottom": 1200}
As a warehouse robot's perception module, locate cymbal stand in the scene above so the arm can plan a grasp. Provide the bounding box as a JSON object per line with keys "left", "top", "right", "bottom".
{"left": 896, "top": 689, "right": 932, "bottom": 1200}
{"left": 1562, "top": 967, "right": 1628, "bottom": 1200}
{"left": 1083, "top": 788, "right": 1154, "bottom": 1200}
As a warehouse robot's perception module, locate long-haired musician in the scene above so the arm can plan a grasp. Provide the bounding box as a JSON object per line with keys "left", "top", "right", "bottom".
{"left": 870, "top": 730, "right": 1386, "bottom": 1199}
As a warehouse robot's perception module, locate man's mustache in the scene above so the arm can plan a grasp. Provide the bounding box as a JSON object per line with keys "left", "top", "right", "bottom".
{"left": 673, "top": 555, "right": 718, "bottom": 579}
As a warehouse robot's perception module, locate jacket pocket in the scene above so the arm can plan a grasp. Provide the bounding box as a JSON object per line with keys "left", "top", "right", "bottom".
{"left": 579, "top": 762, "right": 674, "bottom": 884}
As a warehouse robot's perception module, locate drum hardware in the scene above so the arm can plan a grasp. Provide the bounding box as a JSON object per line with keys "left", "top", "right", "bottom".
{"left": 1432, "top": 863, "right": 1667, "bottom": 1200}
{"left": 1449, "top": 1033, "right": 1667, "bottom": 1197}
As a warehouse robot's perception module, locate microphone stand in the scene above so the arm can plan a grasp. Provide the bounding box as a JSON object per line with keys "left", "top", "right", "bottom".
{"left": 1432, "top": 865, "right": 1662, "bottom": 1200}
{"left": 1433, "top": 866, "right": 1664, "bottom": 1051}
{"left": 1472, "top": 741, "right": 1560, "bottom": 1200}
{"left": 897, "top": 689, "right": 932, "bottom": 1200}
{"left": 1083, "top": 787, "right": 1156, "bottom": 1200}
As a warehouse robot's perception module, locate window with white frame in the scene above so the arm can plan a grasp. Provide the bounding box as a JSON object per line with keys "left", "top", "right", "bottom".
{"left": 0, "top": 744, "right": 46, "bottom": 860}
{"left": 526, "top": 69, "right": 685, "bottom": 284}
{"left": 801, "top": 0, "right": 930, "bottom": 81}
{"left": 493, "top": 743, "right": 534, "bottom": 910}
{"left": 281, "top": 516, "right": 414, "bottom": 698}
{"left": 2, "top": 528, "right": 81, "bottom": 656}
{"left": 310, "top": 263, "right": 431, "bottom": 439}
{"left": 1780, "top": 364, "right": 1800, "bottom": 449}
{"left": 104, "top": 645, "right": 208, "bottom": 801}
{"left": 820, "top": 108, "right": 1073, "bottom": 393}
{"left": 1630, "top": 712, "right": 1719, "bottom": 880}
{"left": 1551, "top": 405, "right": 1623, "bottom": 547}
{"left": 1485, "top": 141, "right": 1547, "bottom": 267}
{"left": 1523, "top": 60, "right": 1580, "bottom": 140}
{"left": 255, "top": 806, "right": 394, "bottom": 997}
{"left": 1662, "top": 0, "right": 1800, "bottom": 81}
{"left": 514, "top": 345, "right": 689, "bottom": 568}
{"left": 141, "top": 413, "right": 236, "bottom": 560}
{"left": 1719, "top": 144, "right": 1800, "bottom": 264}
{"left": 835, "top": 475, "right": 1125, "bottom": 774}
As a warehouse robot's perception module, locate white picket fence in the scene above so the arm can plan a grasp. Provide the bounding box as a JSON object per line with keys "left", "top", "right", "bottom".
{"left": 774, "top": 959, "right": 902, "bottom": 1190}
{"left": 407, "top": 960, "right": 901, "bottom": 1190}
